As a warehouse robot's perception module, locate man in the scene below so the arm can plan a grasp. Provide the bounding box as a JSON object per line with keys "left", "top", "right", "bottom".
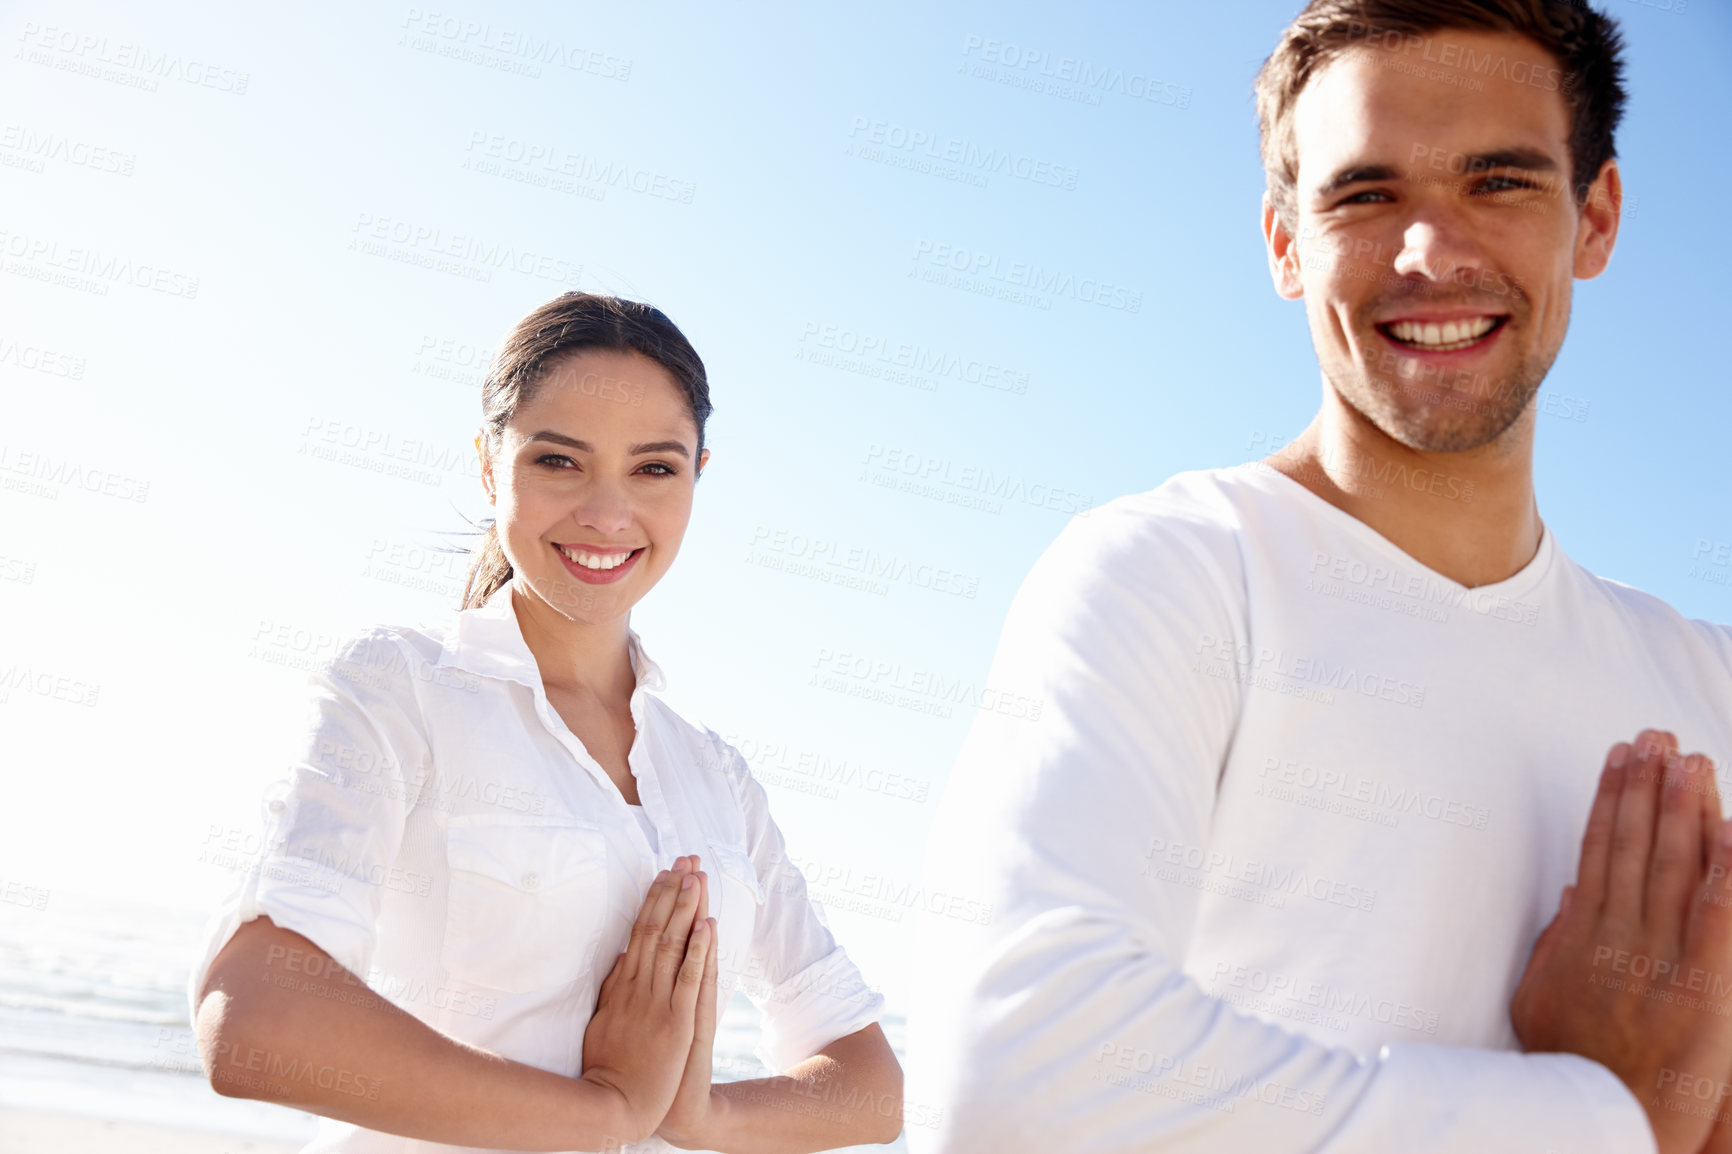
{"left": 906, "top": 3, "right": 1732, "bottom": 1152}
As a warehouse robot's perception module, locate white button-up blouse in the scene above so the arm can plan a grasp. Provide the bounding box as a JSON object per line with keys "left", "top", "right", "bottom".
{"left": 188, "top": 579, "right": 885, "bottom": 1153}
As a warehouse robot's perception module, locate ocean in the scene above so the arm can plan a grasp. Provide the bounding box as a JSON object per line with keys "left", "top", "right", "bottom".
{"left": 0, "top": 892, "right": 908, "bottom": 1150}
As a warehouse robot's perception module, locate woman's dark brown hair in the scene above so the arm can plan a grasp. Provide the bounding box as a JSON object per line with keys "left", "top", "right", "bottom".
{"left": 1254, "top": 0, "right": 1627, "bottom": 233}
{"left": 459, "top": 292, "right": 712, "bottom": 610}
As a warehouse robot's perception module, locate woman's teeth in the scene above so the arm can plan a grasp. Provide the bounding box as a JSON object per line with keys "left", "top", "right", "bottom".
{"left": 557, "top": 545, "right": 634, "bottom": 570}
{"left": 1384, "top": 316, "right": 1499, "bottom": 351}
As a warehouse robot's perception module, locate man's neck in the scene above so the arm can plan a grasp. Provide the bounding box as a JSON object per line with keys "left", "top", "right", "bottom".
{"left": 1265, "top": 384, "right": 1543, "bottom": 589}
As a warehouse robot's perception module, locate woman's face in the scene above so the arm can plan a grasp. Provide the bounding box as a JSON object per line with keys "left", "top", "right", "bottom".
{"left": 480, "top": 348, "right": 708, "bottom": 626}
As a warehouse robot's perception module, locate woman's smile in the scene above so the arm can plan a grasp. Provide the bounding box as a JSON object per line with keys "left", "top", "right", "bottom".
{"left": 553, "top": 542, "right": 645, "bottom": 585}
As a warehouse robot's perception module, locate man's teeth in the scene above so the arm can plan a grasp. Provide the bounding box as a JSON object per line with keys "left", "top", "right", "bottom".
{"left": 1385, "top": 316, "right": 1498, "bottom": 350}
{"left": 558, "top": 545, "right": 634, "bottom": 570}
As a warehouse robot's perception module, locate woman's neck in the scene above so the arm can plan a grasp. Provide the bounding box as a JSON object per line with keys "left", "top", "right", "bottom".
{"left": 508, "top": 583, "right": 637, "bottom": 700}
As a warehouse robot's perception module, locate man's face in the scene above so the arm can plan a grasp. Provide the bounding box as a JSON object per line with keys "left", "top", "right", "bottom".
{"left": 1271, "top": 29, "right": 1617, "bottom": 453}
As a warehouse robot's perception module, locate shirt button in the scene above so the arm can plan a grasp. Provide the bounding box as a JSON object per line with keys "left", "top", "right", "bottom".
{"left": 521, "top": 872, "right": 539, "bottom": 891}
{"left": 267, "top": 799, "right": 286, "bottom": 814}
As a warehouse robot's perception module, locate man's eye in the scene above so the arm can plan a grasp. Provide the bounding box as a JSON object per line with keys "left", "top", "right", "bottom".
{"left": 1338, "top": 189, "right": 1391, "bottom": 206}
{"left": 1477, "top": 176, "right": 1534, "bottom": 193}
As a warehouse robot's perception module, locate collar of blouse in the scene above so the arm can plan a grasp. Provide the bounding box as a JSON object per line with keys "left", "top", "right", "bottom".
{"left": 434, "top": 576, "right": 667, "bottom": 694}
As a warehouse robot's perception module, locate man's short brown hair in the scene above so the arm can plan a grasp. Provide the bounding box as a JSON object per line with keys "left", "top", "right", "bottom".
{"left": 1254, "top": 0, "right": 1627, "bottom": 231}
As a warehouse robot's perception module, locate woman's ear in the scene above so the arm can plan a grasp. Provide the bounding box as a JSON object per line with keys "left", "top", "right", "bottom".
{"left": 696, "top": 447, "right": 711, "bottom": 480}
{"left": 475, "top": 434, "right": 496, "bottom": 504}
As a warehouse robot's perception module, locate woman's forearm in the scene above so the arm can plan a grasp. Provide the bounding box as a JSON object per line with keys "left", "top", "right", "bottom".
{"left": 196, "top": 916, "right": 641, "bottom": 1150}
{"left": 702, "top": 1025, "right": 903, "bottom": 1152}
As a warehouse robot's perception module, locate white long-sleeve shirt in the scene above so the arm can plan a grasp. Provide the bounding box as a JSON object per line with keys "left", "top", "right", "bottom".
{"left": 907, "top": 464, "right": 1732, "bottom": 1154}
{"left": 188, "top": 578, "right": 883, "bottom": 1154}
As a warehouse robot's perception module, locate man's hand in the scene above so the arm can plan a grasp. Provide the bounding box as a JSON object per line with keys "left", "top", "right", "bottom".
{"left": 581, "top": 857, "right": 712, "bottom": 1144}
{"left": 1512, "top": 731, "right": 1732, "bottom": 1154}
{"left": 655, "top": 859, "right": 726, "bottom": 1150}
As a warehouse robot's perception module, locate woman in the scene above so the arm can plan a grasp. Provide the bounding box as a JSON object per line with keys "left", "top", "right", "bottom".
{"left": 190, "top": 293, "right": 902, "bottom": 1152}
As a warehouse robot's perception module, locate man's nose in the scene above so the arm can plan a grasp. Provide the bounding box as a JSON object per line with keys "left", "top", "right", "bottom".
{"left": 1391, "top": 210, "right": 1486, "bottom": 286}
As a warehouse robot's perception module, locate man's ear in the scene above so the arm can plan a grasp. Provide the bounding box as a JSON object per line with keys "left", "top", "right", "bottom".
{"left": 1574, "top": 158, "right": 1621, "bottom": 281}
{"left": 475, "top": 434, "right": 495, "bottom": 504}
{"left": 1263, "top": 194, "right": 1306, "bottom": 301}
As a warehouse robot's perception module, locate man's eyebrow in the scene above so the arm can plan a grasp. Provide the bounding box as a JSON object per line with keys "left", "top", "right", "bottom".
{"left": 1457, "top": 147, "right": 1559, "bottom": 175}
{"left": 1315, "top": 163, "right": 1400, "bottom": 198}
{"left": 1317, "top": 148, "right": 1561, "bottom": 198}
{"left": 523, "top": 430, "right": 690, "bottom": 458}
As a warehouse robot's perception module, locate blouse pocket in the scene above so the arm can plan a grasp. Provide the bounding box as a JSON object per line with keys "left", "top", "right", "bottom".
{"left": 706, "top": 841, "right": 765, "bottom": 985}
{"left": 442, "top": 814, "right": 609, "bottom": 994}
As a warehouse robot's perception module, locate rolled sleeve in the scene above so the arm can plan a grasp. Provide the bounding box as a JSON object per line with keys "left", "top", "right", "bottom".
{"left": 187, "top": 629, "right": 429, "bottom": 1017}
{"left": 722, "top": 746, "right": 885, "bottom": 1073}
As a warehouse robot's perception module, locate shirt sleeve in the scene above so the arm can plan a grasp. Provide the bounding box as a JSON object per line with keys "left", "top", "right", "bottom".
{"left": 186, "top": 628, "right": 430, "bottom": 1019}
{"left": 905, "top": 490, "right": 1657, "bottom": 1154}
{"left": 718, "top": 742, "right": 886, "bottom": 1074}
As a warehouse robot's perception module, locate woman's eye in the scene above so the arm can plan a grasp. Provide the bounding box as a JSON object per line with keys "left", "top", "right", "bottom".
{"left": 638, "top": 462, "right": 676, "bottom": 476}
{"left": 535, "top": 454, "right": 577, "bottom": 469}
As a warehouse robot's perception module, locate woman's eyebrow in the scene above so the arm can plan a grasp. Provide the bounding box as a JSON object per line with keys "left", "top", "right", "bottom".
{"left": 526, "top": 430, "right": 592, "bottom": 451}
{"left": 628, "top": 440, "right": 690, "bottom": 457}
{"left": 524, "top": 430, "right": 689, "bottom": 457}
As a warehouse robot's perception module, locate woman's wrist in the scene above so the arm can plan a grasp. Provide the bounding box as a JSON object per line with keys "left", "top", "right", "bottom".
{"left": 573, "top": 1071, "right": 653, "bottom": 1148}
{"left": 660, "top": 1088, "right": 731, "bottom": 1150}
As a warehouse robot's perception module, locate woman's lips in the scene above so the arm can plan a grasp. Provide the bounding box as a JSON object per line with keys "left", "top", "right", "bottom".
{"left": 553, "top": 543, "right": 644, "bottom": 585}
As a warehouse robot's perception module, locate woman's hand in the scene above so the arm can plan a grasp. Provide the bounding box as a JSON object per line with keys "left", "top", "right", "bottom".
{"left": 580, "top": 857, "right": 713, "bottom": 1144}
{"left": 656, "top": 860, "right": 724, "bottom": 1149}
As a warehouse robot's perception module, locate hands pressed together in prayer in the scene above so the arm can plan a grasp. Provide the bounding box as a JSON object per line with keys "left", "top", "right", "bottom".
{"left": 580, "top": 855, "right": 728, "bottom": 1149}
{"left": 1514, "top": 731, "right": 1732, "bottom": 1154}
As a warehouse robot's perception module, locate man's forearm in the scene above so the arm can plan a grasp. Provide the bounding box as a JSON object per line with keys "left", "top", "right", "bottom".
{"left": 705, "top": 1049, "right": 902, "bottom": 1152}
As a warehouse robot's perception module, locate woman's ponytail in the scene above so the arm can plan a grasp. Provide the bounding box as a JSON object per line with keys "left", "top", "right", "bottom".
{"left": 460, "top": 518, "right": 512, "bottom": 610}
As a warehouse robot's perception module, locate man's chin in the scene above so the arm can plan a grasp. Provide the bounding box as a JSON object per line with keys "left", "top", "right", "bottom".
{"left": 1339, "top": 382, "right": 1533, "bottom": 454}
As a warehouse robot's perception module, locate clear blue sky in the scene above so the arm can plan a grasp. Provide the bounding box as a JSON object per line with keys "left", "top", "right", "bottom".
{"left": 1, "top": 0, "right": 1727, "bottom": 1011}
